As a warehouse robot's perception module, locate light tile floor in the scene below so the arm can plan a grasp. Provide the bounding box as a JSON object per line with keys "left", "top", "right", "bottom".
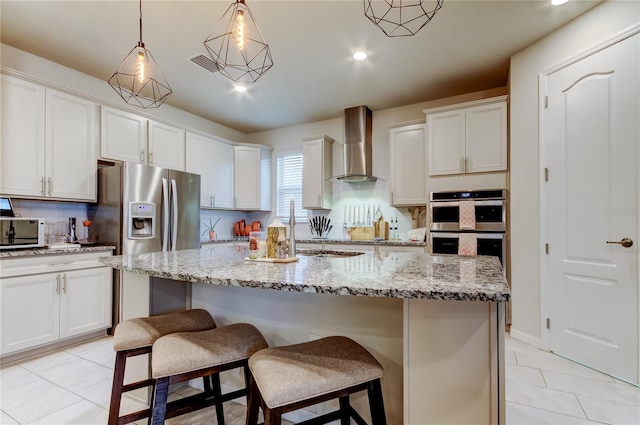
{"left": 0, "top": 334, "right": 638, "bottom": 424}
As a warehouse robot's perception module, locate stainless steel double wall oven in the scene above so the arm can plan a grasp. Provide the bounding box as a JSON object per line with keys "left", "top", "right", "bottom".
{"left": 429, "top": 189, "right": 507, "bottom": 267}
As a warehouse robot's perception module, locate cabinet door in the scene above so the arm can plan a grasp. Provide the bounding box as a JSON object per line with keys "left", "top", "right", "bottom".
{"left": 186, "top": 132, "right": 214, "bottom": 207}
{"left": 211, "top": 140, "right": 235, "bottom": 209}
{"left": 0, "top": 274, "right": 59, "bottom": 355}
{"left": 59, "top": 267, "right": 112, "bottom": 338}
{"left": 427, "top": 110, "right": 465, "bottom": 176}
{"left": 148, "top": 121, "right": 185, "bottom": 171}
{"left": 46, "top": 89, "right": 98, "bottom": 201}
{"left": 465, "top": 102, "right": 507, "bottom": 173}
{"left": 234, "top": 146, "right": 261, "bottom": 209}
{"left": 0, "top": 75, "right": 46, "bottom": 197}
{"left": 302, "top": 137, "right": 333, "bottom": 210}
{"left": 390, "top": 124, "right": 426, "bottom": 206}
{"left": 100, "top": 107, "right": 147, "bottom": 163}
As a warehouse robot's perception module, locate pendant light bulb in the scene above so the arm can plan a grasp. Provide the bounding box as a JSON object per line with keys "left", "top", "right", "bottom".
{"left": 235, "top": 9, "right": 245, "bottom": 50}
{"left": 136, "top": 51, "right": 147, "bottom": 83}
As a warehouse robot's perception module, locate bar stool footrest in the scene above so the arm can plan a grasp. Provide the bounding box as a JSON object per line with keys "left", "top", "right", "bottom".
{"left": 163, "top": 387, "right": 248, "bottom": 420}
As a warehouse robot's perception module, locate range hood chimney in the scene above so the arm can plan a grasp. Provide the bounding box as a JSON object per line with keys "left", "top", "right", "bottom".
{"left": 331, "top": 105, "right": 379, "bottom": 183}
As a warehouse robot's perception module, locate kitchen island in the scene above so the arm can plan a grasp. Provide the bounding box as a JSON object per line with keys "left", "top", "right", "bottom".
{"left": 101, "top": 246, "right": 509, "bottom": 424}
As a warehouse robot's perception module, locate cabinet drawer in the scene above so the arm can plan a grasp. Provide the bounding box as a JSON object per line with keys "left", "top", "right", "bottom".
{"left": 0, "top": 251, "right": 112, "bottom": 278}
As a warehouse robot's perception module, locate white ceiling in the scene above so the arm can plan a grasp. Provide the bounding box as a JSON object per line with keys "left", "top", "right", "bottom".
{"left": 0, "top": 0, "right": 602, "bottom": 134}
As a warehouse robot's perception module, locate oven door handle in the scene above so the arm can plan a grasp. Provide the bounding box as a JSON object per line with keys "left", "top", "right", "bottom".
{"left": 431, "top": 200, "right": 504, "bottom": 207}
{"left": 431, "top": 232, "right": 505, "bottom": 239}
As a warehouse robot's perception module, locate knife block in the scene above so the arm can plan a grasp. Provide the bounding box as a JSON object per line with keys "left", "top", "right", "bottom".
{"left": 349, "top": 226, "right": 374, "bottom": 241}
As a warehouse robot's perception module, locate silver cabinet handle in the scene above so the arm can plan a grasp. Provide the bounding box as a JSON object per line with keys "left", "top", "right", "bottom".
{"left": 41, "top": 177, "right": 45, "bottom": 195}
{"left": 209, "top": 195, "right": 213, "bottom": 206}
{"left": 140, "top": 150, "right": 145, "bottom": 163}
{"left": 47, "top": 177, "right": 52, "bottom": 196}
{"left": 149, "top": 151, "right": 153, "bottom": 165}
{"left": 56, "top": 274, "right": 60, "bottom": 294}
{"left": 62, "top": 273, "right": 67, "bottom": 293}
{"left": 213, "top": 194, "right": 216, "bottom": 206}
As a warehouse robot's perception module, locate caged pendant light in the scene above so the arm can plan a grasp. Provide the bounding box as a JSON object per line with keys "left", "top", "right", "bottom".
{"left": 364, "top": 0, "right": 444, "bottom": 37}
{"left": 108, "top": 0, "right": 172, "bottom": 108}
{"left": 203, "top": 0, "right": 273, "bottom": 83}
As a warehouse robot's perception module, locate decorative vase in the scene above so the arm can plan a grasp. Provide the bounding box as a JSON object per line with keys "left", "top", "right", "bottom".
{"left": 209, "top": 230, "right": 217, "bottom": 241}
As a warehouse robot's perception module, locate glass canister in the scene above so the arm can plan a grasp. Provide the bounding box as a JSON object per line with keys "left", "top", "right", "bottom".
{"left": 266, "top": 218, "right": 286, "bottom": 258}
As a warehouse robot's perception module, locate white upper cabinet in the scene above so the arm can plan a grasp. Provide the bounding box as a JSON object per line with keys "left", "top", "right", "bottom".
{"left": 100, "top": 107, "right": 186, "bottom": 171}
{"left": 185, "top": 132, "right": 234, "bottom": 209}
{"left": 100, "top": 107, "right": 147, "bottom": 163}
{"left": 302, "top": 135, "right": 334, "bottom": 210}
{"left": 0, "top": 75, "right": 97, "bottom": 201}
{"left": 210, "top": 140, "right": 235, "bottom": 209}
{"left": 45, "top": 90, "right": 98, "bottom": 200}
{"left": 233, "top": 145, "right": 271, "bottom": 211}
{"left": 389, "top": 123, "right": 427, "bottom": 206}
{"left": 148, "top": 121, "right": 185, "bottom": 171}
{"left": 425, "top": 96, "right": 507, "bottom": 176}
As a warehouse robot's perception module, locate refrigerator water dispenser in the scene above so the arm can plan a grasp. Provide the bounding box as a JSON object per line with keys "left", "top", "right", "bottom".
{"left": 128, "top": 202, "right": 155, "bottom": 239}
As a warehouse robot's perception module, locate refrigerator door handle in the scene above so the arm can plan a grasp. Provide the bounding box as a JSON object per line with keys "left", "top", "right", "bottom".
{"left": 162, "top": 177, "right": 169, "bottom": 252}
{"left": 171, "top": 179, "right": 178, "bottom": 251}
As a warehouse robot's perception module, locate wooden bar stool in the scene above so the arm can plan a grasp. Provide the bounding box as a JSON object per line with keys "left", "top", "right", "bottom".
{"left": 246, "top": 336, "right": 387, "bottom": 425}
{"left": 108, "top": 309, "right": 217, "bottom": 425}
{"left": 149, "top": 323, "right": 268, "bottom": 425}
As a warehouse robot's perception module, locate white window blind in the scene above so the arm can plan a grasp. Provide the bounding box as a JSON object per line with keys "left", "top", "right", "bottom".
{"left": 275, "top": 151, "right": 306, "bottom": 220}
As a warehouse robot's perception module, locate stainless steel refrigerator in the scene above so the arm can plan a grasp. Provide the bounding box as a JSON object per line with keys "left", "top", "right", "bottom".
{"left": 91, "top": 163, "right": 201, "bottom": 329}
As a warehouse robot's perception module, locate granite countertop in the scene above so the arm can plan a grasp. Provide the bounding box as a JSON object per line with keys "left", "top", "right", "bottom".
{"left": 101, "top": 246, "right": 509, "bottom": 302}
{"left": 0, "top": 245, "right": 116, "bottom": 258}
{"left": 201, "top": 238, "right": 427, "bottom": 247}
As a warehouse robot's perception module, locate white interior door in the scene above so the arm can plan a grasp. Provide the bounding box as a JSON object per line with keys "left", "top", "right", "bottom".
{"left": 545, "top": 34, "right": 639, "bottom": 383}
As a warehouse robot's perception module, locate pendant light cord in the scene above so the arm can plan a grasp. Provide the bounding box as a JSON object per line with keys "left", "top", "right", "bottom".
{"left": 138, "top": 0, "right": 144, "bottom": 47}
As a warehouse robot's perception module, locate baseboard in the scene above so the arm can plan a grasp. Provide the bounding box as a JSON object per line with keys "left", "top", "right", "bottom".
{"left": 0, "top": 330, "right": 109, "bottom": 366}
{"left": 509, "top": 328, "right": 543, "bottom": 349}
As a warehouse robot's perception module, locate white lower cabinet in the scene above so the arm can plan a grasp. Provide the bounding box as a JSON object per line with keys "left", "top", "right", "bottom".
{"left": 0, "top": 273, "right": 60, "bottom": 354}
{"left": 0, "top": 252, "right": 112, "bottom": 356}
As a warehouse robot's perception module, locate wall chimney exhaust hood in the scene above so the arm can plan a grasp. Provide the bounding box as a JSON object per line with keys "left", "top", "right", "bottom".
{"left": 330, "top": 105, "right": 380, "bottom": 183}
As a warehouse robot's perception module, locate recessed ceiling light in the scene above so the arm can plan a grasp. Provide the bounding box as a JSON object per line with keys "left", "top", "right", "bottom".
{"left": 234, "top": 85, "right": 247, "bottom": 93}
{"left": 550, "top": 0, "right": 569, "bottom": 5}
{"left": 353, "top": 51, "right": 367, "bottom": 61}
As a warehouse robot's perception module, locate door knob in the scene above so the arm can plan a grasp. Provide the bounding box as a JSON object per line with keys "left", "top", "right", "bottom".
{"left": 606, "top": 237, "right": 634, "bottom": 248}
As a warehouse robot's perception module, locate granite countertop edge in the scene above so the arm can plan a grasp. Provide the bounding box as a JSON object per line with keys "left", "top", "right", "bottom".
{"left": 201, "top": 238, "right": 427, "bottom": 247}
{"left": 1, "top": 245, "right": 116, "bottom": 258}
{"left": 101, "top": 248, "right": 509, "bottom": 302}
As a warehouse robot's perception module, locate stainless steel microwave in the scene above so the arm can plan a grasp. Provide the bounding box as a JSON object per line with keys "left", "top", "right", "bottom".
{"left": 0, "top": 218, "right": 45, "bottom": 250}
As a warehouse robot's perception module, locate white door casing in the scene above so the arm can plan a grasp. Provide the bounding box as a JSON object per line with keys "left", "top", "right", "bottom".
{"left": 543, "top": 33, "right": 639, "bottom": 383}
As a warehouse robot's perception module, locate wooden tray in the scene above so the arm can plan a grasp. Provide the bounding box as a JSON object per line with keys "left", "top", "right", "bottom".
{"left": 244, "top": 257, "right": 299, "bottom": 263}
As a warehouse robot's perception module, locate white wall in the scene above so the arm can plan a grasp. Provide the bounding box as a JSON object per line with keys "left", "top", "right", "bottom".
{"left": 0, "top": 43, "right": 246, "bottom": 143}
{"left": 510, "top": 0, "right": 640, "bottom": 344}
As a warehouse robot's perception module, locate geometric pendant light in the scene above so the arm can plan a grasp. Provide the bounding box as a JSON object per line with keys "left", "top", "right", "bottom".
{"left": 364, "top": 0, "right": 445, "bottom": 37}
{"left": 203, "top": 0, "right": 273, "bottom": 83}
{"left": 108, "top": 0, "right": 172, "bottom": 108}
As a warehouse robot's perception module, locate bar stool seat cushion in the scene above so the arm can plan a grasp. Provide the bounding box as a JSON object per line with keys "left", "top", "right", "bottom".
{"left": 248, "top": 336, "right": 383, "bottom": 409}
{"left": 113, "top": 309, "right": 216, "bottom": 351}
{"left": 152, "top": 323, "right": 268, "bottom": 378}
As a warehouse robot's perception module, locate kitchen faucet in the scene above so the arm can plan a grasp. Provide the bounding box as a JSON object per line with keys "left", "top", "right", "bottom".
{"left": 288, "top": 199, "right": 296, "bottom": 258}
